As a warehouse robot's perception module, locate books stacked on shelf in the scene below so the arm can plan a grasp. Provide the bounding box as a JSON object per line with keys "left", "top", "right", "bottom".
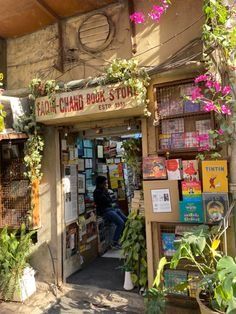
{"left": 159, "top": 134, "right": 171, "bottom": 150}
{"left": 162, "top": 118, "right": 184, "bottom": 134}
{"left": 171, "top": 133, "right": 185, "bottom": 149}
{"left": 184, "top": 132, "right": 199, "bottom": 148}
{"left": 169, "top": 100, "right": 183, "bottom": 115}
{"left": 130, "top": 190, "right": 144, "bottom": 216}
{"left": 166, "top": 159, "right": 183, "bottom": 180}
{"left": 143, "top": 156, "right": 167, "bottom": 180}
{"left": 196, "top": 119, "right": 212, "bottom": 147}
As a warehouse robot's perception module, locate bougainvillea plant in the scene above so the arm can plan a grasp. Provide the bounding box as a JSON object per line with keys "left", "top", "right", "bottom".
{"left": 130, "top": 0, "right": 171, "bottom": 24}
{"left": 188, "top": 74, "right": 234, "bottom": 153}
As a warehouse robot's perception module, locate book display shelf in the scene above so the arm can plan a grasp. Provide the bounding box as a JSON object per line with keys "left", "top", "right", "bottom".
{"left": 154, "top": 79, "right": 215, "bottom": 157}
{"left": 143, "top": 79, "right": 229, "bottom": 307}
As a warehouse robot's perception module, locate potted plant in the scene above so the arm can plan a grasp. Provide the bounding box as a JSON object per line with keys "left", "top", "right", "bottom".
{"left": 146, "top": 224, "right": 236, "bottom": 313}
{"left": 0, "top": 224, "right": 36, "bottom": 301}
{"left": 120, "top": 211, "right": 147, "bottom": 290}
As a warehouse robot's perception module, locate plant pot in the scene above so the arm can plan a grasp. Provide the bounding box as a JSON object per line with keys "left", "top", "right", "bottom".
{"left": 196, "top": 289, "right": 220, "bottom": 314}
{"left": 123, "top": 271, "right": 134, "bottom": 290}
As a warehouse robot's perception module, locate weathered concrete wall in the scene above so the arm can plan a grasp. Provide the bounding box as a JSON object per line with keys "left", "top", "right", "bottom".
{"left": 7, "top": 1, "right": 132, "bottom": 89}
{"left": 134, "top": 0, "right": 203, "bottom": 66}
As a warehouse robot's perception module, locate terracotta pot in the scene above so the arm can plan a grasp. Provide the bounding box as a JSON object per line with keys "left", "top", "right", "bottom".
{"left": 196, "top": 289, "right": 221, "bottom": 314}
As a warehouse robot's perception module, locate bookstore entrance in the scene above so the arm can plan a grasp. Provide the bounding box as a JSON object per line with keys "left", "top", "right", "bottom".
{"left": 60, "top": 120, "right": 143, "bottom": 289}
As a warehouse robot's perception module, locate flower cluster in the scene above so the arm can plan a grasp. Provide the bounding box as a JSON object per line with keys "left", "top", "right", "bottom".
{"left": 130, "top": 0, "right": 170, "bottom": 24}
{"left": 188, "top": 74, "right": 234, "bottom": 153}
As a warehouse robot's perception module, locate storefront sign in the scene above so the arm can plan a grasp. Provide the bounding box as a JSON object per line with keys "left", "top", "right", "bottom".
{"left": 35, "top": 84, "right": 142, "bottom": 123}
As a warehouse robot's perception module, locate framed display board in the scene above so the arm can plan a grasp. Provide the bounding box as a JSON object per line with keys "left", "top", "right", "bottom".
{"left": 143, "top": 180, "right": 179, "bottom": 222}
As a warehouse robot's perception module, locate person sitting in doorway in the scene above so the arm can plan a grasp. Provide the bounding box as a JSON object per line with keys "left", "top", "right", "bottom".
{"left": 93, "top": 176, "right": 127, "bottom": 249}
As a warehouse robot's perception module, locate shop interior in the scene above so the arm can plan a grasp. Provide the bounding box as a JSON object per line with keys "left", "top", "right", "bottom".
{"left": 61, "top": 121, "right": 143, "bottom": 290}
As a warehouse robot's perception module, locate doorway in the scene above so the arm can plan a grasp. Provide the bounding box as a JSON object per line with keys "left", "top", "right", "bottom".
{"left": 60, "top": 121, "right": 143, "bottom": 291}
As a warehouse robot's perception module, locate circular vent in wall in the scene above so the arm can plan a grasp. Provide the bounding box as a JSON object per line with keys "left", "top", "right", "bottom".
{"left": 78, "top": 13, "right": 115, "bottom": 53}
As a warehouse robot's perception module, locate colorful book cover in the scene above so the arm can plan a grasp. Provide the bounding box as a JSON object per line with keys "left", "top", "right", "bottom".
{"left": 196, "top": 119, "right": 211, "bottom": 133}
{"left": 184, "top": 132, "right": 199, "bottom": 148}
{"left": 166, "top": 159, "right": 183, "bottom": 180}
{"left": 169, "top": 100, "right": 183, "bottom": 115}
{"left": 162, "top": 118, "right": 184, "bottom": 134}
{"left": 179, "top": 199, "right": 204, "bottom": 223}
{"left": 202, "top": 160, "right": 228, "bottom": 192}
{"left": 164, "top": 270, "right": 188, "bottom": 295}
{"left": 159, "top": 134, "right": 171, "bottom": 150}
{"left": 182, "top": 160, "right": 199, "bottom": 181}
{"left": 182, "top": 181, "right": 202, "bottom": 198}
{"left": 143, "top": 156, "right": 167, "bottom": 179}
{"left": 159, "top": 101, "right": 170, "bottom": 117}
{"left": 161, "top": 233, "right": 176, "bottom": 256}
{"left": 183, "top": 100, "right": 200, "bottom": 112}
{"left": 171, "top": 133, "right": 185, "bottom": 149}
{"left": 203, "top": 193, "right": 229, "bottom": 223}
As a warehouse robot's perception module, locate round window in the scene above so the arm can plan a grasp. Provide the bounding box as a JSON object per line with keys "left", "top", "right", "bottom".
{"left": 78, "top": 13, "right": 115, "bottom": 53}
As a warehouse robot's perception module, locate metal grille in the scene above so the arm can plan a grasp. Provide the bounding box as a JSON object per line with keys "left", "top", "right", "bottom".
{"left": 0, "top": 150, "right": 31, "bottom": 228}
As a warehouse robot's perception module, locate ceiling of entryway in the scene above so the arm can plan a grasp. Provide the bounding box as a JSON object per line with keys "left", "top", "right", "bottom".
{"left": 0, "top": 0, "right": 116, "bottom": 38}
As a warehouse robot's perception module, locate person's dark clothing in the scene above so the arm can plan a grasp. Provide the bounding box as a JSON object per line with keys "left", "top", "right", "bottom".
{"left": 93, "top": 187, "right": 127, "bottom": 244}
{"left": 93, "top": 188, "right": 114, "bottom": 216}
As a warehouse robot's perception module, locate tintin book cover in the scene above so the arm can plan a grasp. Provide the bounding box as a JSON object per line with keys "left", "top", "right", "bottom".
{"left": 202, "top": 193, "right": 229, "bottom": 223}
{"left": 143, "top": 156, "right": 167, "bottom": 179}
{"left": 182, "top": 160, "right": 199, "bottom": 181}
{"left": 202, "top": 160, "right": 228, "bottom": 193}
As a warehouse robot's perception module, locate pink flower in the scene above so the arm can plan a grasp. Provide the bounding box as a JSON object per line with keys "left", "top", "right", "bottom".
{"left": 194, "top": 75, "right": 209, "bottom": 83}
{"left": 213, "top": 81, "right": 221, "bottom": 93}
{"left": 221, "top": 104, "right": 232, "bottom": 115}
{"left": 149, "top": 5, "right": 165, "bottom": 21}
{"left": 222, "top": 86, "right": 231, "bottom": 95}
{"left": 198, "top": 145, "right": 210, "bottom": 151}
{"left": 191, "top": 87, "right": 203, "bottom": 100}
{"left": 161, "top": 0, "right": 169, "bottom": 10}
{"left": 217, "top": 129, "right": 224, "bottom": 135}
{"left": 130, "top": 12, "right": 145, "bottom": 24}
{"left": 205, "top": 80, "right": 214, "bottom": 89}
{"left": 203, "top": 101, "right": 217, "bottom": 112}
{"left": 197, "top": 134, "right": 209, "bottom": 141}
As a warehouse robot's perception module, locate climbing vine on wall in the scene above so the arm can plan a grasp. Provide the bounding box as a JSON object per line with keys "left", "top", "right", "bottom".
{"left": 105, "top": 58, "right": 151, "bottom": 116}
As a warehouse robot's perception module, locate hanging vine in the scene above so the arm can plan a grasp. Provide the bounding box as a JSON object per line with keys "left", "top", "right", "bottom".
{"left": 105, "top": 58, "right": 151, "bottom": 116}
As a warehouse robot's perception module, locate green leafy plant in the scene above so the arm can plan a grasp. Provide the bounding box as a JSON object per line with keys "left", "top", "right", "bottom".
{"left": 29, "top": 78, "right": 60, "bottom": 106}
{"left": 120, "top": 211, "right": 147, "bottom": 287}
{"left": 121, "top": 138, "right": 142, "bottom": 171}
{"left": 105, "top": 58, "right": 151, "bottom": 117}
{"left": 150, "top": 225, "right": 236, "bottom": 313}
{"left": 0, "top": 224, "right": 35, "bottom": 300}
{"left": 24, "top": 134, "right": 44, "bottom": 183}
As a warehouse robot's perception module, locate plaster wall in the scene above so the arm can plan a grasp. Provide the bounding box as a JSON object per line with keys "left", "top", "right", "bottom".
{"left": 29, "top": 127, "right": 62, "bottom": 283}
{"left": 7, "top": 1, "right": 132, "bottom": 89}
{"left": 6, "top": 0, "right": 203, "bottom": 90}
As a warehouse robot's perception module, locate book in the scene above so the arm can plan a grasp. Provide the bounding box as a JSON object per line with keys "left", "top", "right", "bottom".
{"left": 182, "top": 181, "right": 202, "bottom": 198}
{"left": 161, "top": 233, "right": 176, "bottom": 256}
{"left": 202, "top": 193, "right": 229, "bottom": 223}
{"left": 166, "top": 159, "right": 183, "bottom": 180}
{"left": 184, "top": 132, "right": 199, "bottom": 148}
{"left": 169, "top": 100, "right": 183, "bottom": 115}
{"left": 162, "top": 118, "right": 184, "bottom": 134}
{"left": 196, "top": 119, "right": 211, "bottom": 133}
{"left": 164, "top": 270, "right": 188, "bottom": 295}
{"left": 182, "top": 160, "right": 199, "bottom": 181}
{"left": 202, "top": 160, "right": 228, "bottom": 192}
{"left": 143, "top": 156, "right": 167, "bottom": 179}
{"left": 171, "top": 133, "right": 185, "bottom": 149}
{"left": 159, "top": 100, "right": 170, "bottom": 117}
{"left": 159, "top": 134, "right": 171, "bottom": 150}
{"left": 183, "top": 99, "right": 200, "bottom": 112}
{"left": 179, "top": 199, "right": 204, "bottom": 223}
